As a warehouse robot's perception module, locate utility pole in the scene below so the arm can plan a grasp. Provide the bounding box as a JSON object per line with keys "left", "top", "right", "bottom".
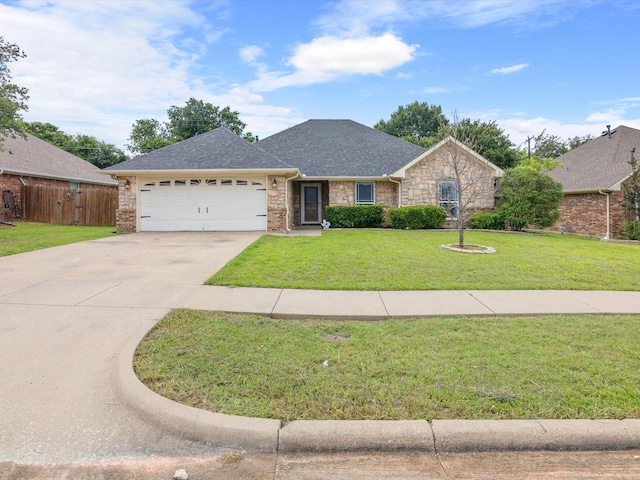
{"left": 526, "top": 135, "right": 534, "bottom": 159}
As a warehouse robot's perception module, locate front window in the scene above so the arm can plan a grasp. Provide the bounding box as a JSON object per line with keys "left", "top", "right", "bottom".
{"left": 356, "top": 182, "right": 375, "bottom": 205}
{"left": 438, "top": 179, "right": 458, "bottom": 219}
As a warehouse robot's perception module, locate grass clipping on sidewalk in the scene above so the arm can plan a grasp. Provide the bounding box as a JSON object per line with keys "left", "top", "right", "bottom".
{"left": 134, "top": 310, "right": 640, "bottom": 423}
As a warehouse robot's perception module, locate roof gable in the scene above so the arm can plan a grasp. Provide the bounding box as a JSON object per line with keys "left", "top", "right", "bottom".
{"left": 549, "top": 125, "right": 640, "bottom": 192}
{"left": 0, "top": 133, "right": 117, "bottom": 185}
{"left": 392, "top": 136, "right": 505, "bottom": 178}
{"left": 256, "top": 119, "right": 427, "bottom": 177}
{"left": 105, "top": 127, "right": 293, "bottom": 172}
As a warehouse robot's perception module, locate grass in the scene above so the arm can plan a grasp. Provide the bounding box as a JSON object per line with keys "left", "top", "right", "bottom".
{"left": 206, "top": 230, "right": 640, "bottom": 290}
{"left": 134, "top": 310, "right": 640, "bottom": 423}
{"left": 0, "top": 222, "right": 116, "bottom": 257}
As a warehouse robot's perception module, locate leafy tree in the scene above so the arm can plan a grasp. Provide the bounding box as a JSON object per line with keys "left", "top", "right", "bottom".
{"left": 374, "top": 101, "right": 448, "bottom": 143}
{"left": 430, "top": 118, "right": 519, "bottom": 170}
{"left": 514, "top": 151, "right": 563, "bottom": 173}
{"left": 0, "top": 37, "right": 29, "bottom": 147}
{"left": 22, "top": 121, "right": 74, "bottom": 150}
{"left": 567, "top": 134, "right": 593, "bottom": 150}
{"left": 498, "top": 168, "right": 563, "bottom": 231}
{"left": 71, "top": 134, "right": 128, "bottom": 169}
{"left": 127, "top": 98, "right": 254, "bottom": 155}
{"left": 532, "top": 130, "right": 568, "bottom": 159}
{"left": 22, "top": 121, "right": 127, "bottom": 168}
{"left": 126, "top": 118, "right": 173, "bottom": 155}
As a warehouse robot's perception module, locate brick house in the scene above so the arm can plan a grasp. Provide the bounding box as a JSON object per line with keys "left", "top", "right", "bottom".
{"left": 1, "top": 133, "right": 118, "bottom": 223}
{"left": 548, "top": 125, "right": 640, "bottom": 238}
{"left": 105, "top": 119, "right": 503, "bottom": 233}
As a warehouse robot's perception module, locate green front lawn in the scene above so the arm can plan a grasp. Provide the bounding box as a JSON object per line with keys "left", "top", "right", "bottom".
{"left": 0, "top": 222, "right": 116, "bottom": 257}
{"left": 207, "top": 230, "right": 640, "bottom": 291}
{"left": 135, "top": 310, "right": 640, "bottom": 423}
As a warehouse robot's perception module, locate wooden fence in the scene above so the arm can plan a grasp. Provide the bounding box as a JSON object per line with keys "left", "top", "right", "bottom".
{"left": 22, "top": 185, "right": 117, "bottom": 226}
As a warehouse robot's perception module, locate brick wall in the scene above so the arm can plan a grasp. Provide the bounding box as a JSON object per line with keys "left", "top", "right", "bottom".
{"left": 552, "top": 187, "right": 633, "bottom": 238}
{"left": 1, "top": 174, "right": 23, "bottom": 221}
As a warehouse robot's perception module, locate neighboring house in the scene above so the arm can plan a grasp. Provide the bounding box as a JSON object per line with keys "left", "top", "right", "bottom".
{"left": 105, "top": 119, "right": 504, "bottom": 233}
{"left": 0, "top": 133, "right": 118, "bottom": 223}
{"left": 548, "top": 125, "right": 640, "bottom": 239}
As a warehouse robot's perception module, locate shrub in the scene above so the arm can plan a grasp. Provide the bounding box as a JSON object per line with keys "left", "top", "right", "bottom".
{"left": 497, "top": 168, "right": 563, "bottom": 231}
{"left": 389, "top": 206, "right": 447, "bottom": 229}
{"left": 325, "top": 205, "right": 385, "bottom": 228}
{"left": 468, "top": 212, "right": 506, "bottom": 230}
{"left": 623, "top": 220, "right": 640, "bottom": 240}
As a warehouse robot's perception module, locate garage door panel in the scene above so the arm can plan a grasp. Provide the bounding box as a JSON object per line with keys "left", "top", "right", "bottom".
{"left": 140, "top": 178, "right": 267, "bottom": 232}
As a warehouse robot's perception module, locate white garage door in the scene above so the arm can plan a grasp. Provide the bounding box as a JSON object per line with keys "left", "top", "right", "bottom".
{"left": 139, "top": 177, "right": 267, "bottom": 231}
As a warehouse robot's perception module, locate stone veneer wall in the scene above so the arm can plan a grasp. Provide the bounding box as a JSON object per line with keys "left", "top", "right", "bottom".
{"left": 116, "top": 176, "right": 137, "bottom": 233}
{"left": 267, "top": 175, "right": 287, "bottom": 232}
{"left": 551, "top": 188, "right": 629, "bottom": 238}
{"left": 400, "top": 150, "right": 495, "bottom": 209}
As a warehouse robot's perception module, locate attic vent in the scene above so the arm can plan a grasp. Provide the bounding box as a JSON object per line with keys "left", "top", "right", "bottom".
{"left": 602, "top": 125, "right": 617, "bottom": 138}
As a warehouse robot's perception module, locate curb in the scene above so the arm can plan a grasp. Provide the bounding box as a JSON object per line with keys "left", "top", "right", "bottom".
{"left": 115, "top": 323, "right": 281, "bottom": 453}
{"left": 116, "top": 317, "right": 640, "bottom": 455}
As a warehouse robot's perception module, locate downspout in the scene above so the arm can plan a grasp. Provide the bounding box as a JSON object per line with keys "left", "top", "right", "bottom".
{"left": 599, "top": 190, "right": 610, "bottom": 240}
{"left": 285, "top": 172, "right": 300, "bottom": 232}
{"left": 388, "top": 176, "right": 402, "bottom": 207}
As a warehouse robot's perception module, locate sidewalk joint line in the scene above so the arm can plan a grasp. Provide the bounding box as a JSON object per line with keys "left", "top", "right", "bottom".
{"left": 465, "top": 290, "right": 496, "bottom": 314}
{"left": 378, "top": 291, "right": 390, "bottom": 317}
{"left": 75, "top": 282, "right": 122, "bottom": 306}
{"left": 271, "top": 289, "right": 284, "bottom": 317}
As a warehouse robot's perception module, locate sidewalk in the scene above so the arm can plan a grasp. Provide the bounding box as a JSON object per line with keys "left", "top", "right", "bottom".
{"left": 177, "top": 286, "right": 640, "bottom": 318}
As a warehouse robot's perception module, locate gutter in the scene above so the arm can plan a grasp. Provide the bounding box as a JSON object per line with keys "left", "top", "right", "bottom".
{"left": 285, "top": 172, "right": 300, "bottom": 232}
{"left": 599, "top": 190, "right": 611, "bottom": 240}
{"left": 387, "top": 175, "right": 402, "bottom": 207}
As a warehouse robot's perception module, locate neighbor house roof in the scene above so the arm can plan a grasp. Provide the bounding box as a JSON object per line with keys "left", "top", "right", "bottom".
{"left": 256, "top": 119, "right": 427, "bottom": 177}
{"left": 105, "top": 127, "right": 293, "bottom": 173}
{"left": 549, "top": 125, "right": 640, "bottom": 192}
{"left": 0, "top": 133, "right": 117, "bottom": 185}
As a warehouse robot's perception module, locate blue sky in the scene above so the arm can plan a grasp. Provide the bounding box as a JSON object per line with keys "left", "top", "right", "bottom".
{"left": 1, "top": 0, "right": 639, "bottom": 153}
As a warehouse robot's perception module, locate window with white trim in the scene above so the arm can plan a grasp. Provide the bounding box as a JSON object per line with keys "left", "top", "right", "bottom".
{"left": 438, "top": 179, "right": 458, "bottom": 219}
{"left": 356, "top": 182, "right": 375, "bottom": 205}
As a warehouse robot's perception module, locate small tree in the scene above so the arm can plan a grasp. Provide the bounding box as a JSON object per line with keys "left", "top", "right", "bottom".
{"left": 621, "top": 148, "right": 640, "bottom": 240}
{"left": 498, "top": 168, "right": 563, "bottom": 231}
{"left": 433, "top": 115, "right": 499, "bottom": 248}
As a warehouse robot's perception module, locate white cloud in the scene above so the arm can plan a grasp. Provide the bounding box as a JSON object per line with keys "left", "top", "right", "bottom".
{"left": 422, "top": 86, "right": 451, "bottom": 94}
{"left": 248, "top": 34, "right": 418, "bottom": 92}
{"left": 314, "top": 0, "right": 581, "bottom": 35}
{"left": 490, "top": 63, "right": 530, "bottom": 75}
{"left": 240, "top": 45, "right": 265, "bottom": 64}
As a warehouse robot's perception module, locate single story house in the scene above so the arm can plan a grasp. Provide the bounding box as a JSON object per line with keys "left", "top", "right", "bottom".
{"left": 0, "top": 133, "right": 118, "bottom": 223}
{"left": 548, "top": 125, "right": 640, "bottom": 239}
{"left": 105, "top": 119, "right": 504, "bottom": 233}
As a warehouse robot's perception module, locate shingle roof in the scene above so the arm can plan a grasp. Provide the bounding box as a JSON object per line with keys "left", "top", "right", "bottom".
{"left": 0, "top": 133, "right": 117, "bottom": 185}
{"left": 105, "top": 127, "right": 292, "bottom": 172}
{"left": 549, "top": 125, "right": 640, "bottom": 192}
{"left": 256, "top": 119, "right": 427, "bottom": 177}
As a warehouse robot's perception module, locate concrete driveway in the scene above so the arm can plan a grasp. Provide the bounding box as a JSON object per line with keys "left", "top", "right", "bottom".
{"left": 0, "top": 232, "right": 261, "bottom": 463}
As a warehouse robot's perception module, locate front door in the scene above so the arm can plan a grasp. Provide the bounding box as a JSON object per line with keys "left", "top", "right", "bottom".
{"left": 301, "top": 183, "right": 322, "bottom": 224}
